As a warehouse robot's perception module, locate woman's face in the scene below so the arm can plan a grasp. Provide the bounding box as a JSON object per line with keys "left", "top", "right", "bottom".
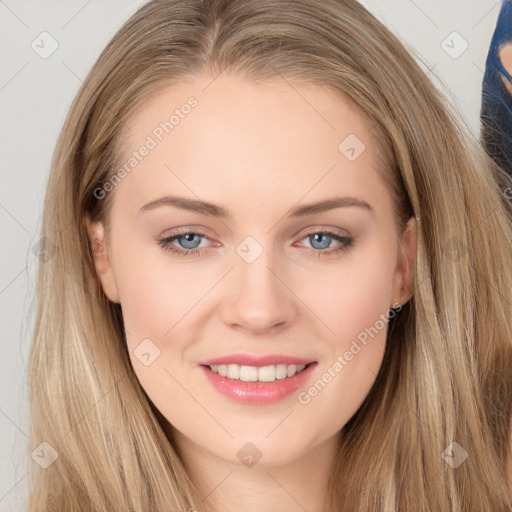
{"left": 89, "top": 73, "right": 415, "bottom": 468}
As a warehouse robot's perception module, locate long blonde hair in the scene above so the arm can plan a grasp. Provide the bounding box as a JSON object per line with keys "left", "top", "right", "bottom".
{"left": 29, "top": 0, "right": 512, "bottom": 510}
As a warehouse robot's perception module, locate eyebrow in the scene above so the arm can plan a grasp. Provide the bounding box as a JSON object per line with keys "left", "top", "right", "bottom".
{"left": 139, "top": 195, "right": 373, "bottom": 218}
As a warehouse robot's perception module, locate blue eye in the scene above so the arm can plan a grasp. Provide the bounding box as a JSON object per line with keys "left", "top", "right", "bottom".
{"left": 158, "top": 229, "right": 353, "bottom": 258}
{"left": 309, "top": 232, "right": 334, "bottom": 250}
{"left": 299, "top": 230, "right": 353, "bottom": 256}
{"left": 158, "top": 231, "right": 211, "bottom": 257}
{"left": 173, "top": 233, "right": 203, "bottom": 249}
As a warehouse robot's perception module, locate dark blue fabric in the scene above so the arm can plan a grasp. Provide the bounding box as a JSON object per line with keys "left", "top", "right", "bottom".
{"left": 480, "top": 0, "right": 512, "bottom": 177}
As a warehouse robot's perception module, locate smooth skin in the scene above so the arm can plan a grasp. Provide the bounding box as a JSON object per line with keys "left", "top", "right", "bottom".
{"left": 87, "top": 73, "right": 416, "bottom": 512}
{"left": 499, "top": 42, "right": 512, "bottom": 94}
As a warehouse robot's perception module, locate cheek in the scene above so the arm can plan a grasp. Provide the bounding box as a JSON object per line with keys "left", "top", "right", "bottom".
{"left": 303, "top": 243, "right": 397, "bottom": 348}
{"left": 111, "top": 237, "right": 210, "bottom": 340}
{"left": 111, "top": 247, "right": 212, "bottom": 402}
{"left": 294, "top": 246, "right": 396, "bottom": 420}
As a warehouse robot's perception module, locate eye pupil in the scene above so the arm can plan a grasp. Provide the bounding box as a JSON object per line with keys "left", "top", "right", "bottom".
{"left": 179, "top": 233, "right": 201, "bottom": 249}
{"left": 310, "top": 233, "right": 331, "bottom": 250}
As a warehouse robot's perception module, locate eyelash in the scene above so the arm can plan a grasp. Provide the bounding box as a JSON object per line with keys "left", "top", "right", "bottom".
{"left": 158, "top": 227, "right": 353, "bottom": 259}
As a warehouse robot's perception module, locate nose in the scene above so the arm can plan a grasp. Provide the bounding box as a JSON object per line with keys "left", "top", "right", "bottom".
{"left": 220, "top": 252, "right": 299, "bottom": 335}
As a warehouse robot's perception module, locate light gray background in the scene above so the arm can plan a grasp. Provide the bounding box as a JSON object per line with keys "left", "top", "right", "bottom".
{"left": 0, "top": 1, "right": 503, "bottom": 509}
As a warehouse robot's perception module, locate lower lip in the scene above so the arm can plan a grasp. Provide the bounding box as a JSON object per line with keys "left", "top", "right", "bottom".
{"left": 200, "top": 363, "right": 318, "bottom": 405}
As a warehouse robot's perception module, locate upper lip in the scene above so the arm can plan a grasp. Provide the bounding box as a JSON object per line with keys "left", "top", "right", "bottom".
{"left": 199, "top": 353, "right": 317, "bottom": 367}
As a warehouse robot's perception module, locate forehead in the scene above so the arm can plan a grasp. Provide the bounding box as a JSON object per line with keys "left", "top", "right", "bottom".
{"left": 122, "top": 72, "right": 376, "bottom": 157}
{"left": 113, "top": 73, "right": 390, "bottom": 220}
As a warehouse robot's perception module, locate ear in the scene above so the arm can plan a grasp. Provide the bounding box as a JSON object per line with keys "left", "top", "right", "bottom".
{"left": 85, "top": 214, "right": 120, "bottom": 303}
{"left": 391, "top": 216, "right": 416, "bottom": 307}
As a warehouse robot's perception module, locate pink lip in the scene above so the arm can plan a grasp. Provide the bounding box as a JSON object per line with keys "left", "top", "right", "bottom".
{"left": 199, "top": 353, "right": 316, "bottom": 367}
{"left": 199, "top": 362, "right": 318, "bottom": 405}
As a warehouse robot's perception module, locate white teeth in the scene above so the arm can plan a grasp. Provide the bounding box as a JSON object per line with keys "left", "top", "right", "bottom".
{"left": 258, "top": 365, "right": 275, "bottom": 382}
{"left": 208, "top": 363, "right": 308, "bottom": 382}
{"left": 239, "top": 365, "right": 258, "bottom": 382}
{"left": 275, "top": 364, "right": 288, "bottom": 379}
{"left": 227, "top": 364, "right": 239, "bottom": 379}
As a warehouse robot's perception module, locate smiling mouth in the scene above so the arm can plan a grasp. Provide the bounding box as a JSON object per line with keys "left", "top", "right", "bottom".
{"left": 203, "top": 362, "right": 315, "bottom": 383}
{"left": 200, "top": 361, "right": 319, "bottom": 405}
